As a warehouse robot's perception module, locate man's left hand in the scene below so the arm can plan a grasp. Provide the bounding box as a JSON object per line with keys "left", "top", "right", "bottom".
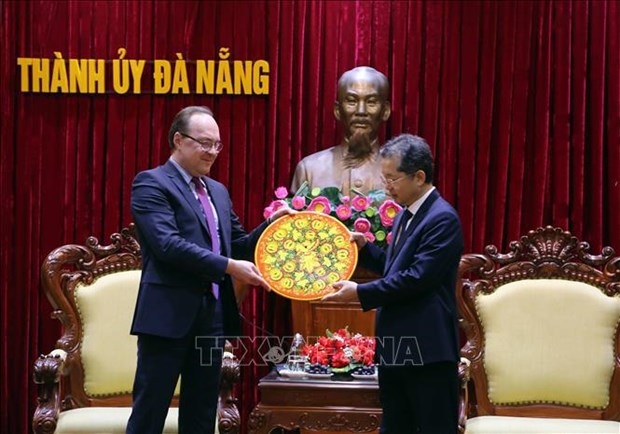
{"left": 322, "top": 280, "right": 359, "bottom": 302}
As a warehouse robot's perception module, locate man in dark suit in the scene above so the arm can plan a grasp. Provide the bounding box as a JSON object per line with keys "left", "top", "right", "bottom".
{"left": 323, "top": 134, "right": 463, "bottom": 434}
{"left": 126, "top": 106, "right": 291, "bottom": 434}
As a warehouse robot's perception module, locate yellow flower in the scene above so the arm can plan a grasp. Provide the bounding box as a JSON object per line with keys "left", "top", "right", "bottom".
{"left": 311, "top": 220, "right": 326, "bottom": 231}
{"left": 334, "top": 235, "right": 348, "bottom": 248}
{"left": 319, "top": 243, "right": 333, "bottom": 254}
{"left": 273, "top": 228, "right": 288, "bottom": 241}
{"left": 266, "top": 242, "right": 278, "bottom": 254}
{"left": 313, "top": 280, "right": 327, "bottom": 291}
{"left": 294, "top": 218, "right": 309, "bottom": 229}
{"left": 281, "top": 277, "right": 294, "bottom": 289}
{"left": 336, "top": 249, "right": 350, "bottom": 260}
{"left": 283, "top": 261, "right": 296, "bottom": 273}
{"left": 269, "top": 268, "right": 283, "bottom": 281}
{"left": 300, "top": 253, "right": 320, "bottom": 273}
{"left": 327, "top": 272, "right": 340, "bottom": 283}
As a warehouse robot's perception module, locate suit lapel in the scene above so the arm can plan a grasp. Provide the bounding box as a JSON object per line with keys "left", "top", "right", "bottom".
{"left": 163, "top": 161, "right": 209, "bottom": 233}
{"left": 386, "top": 211, "right": 406, "bottom": 262}
{"left": 385, "top": 189, "right": 441, "bottom": 271}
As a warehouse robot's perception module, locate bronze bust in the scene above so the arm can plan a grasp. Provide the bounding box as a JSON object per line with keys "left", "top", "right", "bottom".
{"left": 290, "top": 66, "right": 392, "bottom": 195}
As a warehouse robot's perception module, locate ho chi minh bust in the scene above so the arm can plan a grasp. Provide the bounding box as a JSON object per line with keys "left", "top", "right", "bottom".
{"left": 290, "top": 66, "right": 392, "bottom": 196}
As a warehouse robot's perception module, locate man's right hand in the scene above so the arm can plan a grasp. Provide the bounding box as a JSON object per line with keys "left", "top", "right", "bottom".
{"left": 226, "top": 259, "right": 270, "bottom": 291}
{"left": 350, "top": 231, "right": 367, "bottom": 250}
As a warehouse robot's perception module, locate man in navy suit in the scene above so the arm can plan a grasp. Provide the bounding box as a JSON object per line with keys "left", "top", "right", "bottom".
{"left": 323, "top": 134, "right": 463, "bottom": 434}
{"left": 126, "top": 106, "right": 291, "bottom": 434}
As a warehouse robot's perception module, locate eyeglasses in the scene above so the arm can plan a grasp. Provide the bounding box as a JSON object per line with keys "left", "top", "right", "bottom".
{"left": 381, "top": 174, "right": 408, "bottom": 186}
{"left": 179, "top": 132, "right": 223, "bottom": 153}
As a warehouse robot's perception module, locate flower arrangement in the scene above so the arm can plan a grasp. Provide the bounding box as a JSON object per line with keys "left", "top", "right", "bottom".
{"left": 301, "top": 327, "right": 376, "bottom": 375}
{"left": 264, "top": 181, "right": 402, "bottom": 248}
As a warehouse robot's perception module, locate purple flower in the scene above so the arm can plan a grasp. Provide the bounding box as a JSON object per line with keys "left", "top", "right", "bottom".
{"left": 336, "top": 205, "right": 352, "bottom": 221}
{"left": 354, "top": 218, "right": 371, "bottom": 233}
{"left": 274, "top": 186, "right": 289, "bottom": 199}
{"left": 291, "top": 195, "right": 306, "bottom": 210}
{"left": 307, "top": 196, "right": 332, "bottom": 214}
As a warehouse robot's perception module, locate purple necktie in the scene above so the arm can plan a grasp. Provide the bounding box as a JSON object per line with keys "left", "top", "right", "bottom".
{"left": 191, "top": 177, "right": 220, "bottom": 299}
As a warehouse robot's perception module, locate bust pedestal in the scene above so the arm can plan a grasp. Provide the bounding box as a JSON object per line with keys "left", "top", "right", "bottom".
{"left": 290, "top": 267, "right": 380, "bottom": 338}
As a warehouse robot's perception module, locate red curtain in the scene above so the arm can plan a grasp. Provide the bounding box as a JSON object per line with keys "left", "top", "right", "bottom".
{"left": 1, "top": 1, "right": 618, "bottom": 433}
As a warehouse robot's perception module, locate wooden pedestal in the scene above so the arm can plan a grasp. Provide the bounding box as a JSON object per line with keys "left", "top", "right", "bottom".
{"left": 290, "top": 267, "right": 380, "bottom": 338}
{"left": 248, "top": 370, "right": 381, "bottom": 434}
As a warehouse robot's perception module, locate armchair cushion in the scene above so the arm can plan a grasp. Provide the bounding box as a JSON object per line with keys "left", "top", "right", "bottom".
{"left": 466, "top": 415, "right": 620, "bottom": 433}
{"left": 477, "top": 279, "right": 620, "bottom": 408}
{"left": 55, "top": 408, "right": 180, "bottom": 434}
{"left": 76, "top": 270, "right": 141, "bottom": 396}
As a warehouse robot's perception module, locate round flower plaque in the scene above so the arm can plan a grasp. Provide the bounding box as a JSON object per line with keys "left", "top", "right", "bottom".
{"left": 255, "top": 211, "right": 358, "bottom": 300}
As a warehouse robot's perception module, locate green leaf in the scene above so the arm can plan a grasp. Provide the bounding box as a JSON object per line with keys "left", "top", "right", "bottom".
{"left": 319, "top": 187, "right": 341, "bottom": 203}
{"left": 293, "top": 180, "right": 310, "bottom": 197}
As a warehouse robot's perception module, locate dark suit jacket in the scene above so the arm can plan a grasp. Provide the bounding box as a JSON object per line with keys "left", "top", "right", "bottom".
{"left": 129, "top": 160, "right": 267, "bottom": 338}
{"left": 357, "top": 189, "right": 463, "bottom": 366}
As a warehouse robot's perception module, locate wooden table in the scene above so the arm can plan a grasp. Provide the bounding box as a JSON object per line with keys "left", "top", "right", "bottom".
{"left": 248, "top": 370, "right": 381, "bottom": 434}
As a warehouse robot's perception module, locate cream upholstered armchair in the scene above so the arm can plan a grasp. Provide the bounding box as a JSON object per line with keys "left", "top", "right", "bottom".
{"left": 457, "top": 226, "right": 620, "bottom": 433}
{"left": 32, "top": 224, "right": 240, "bottom": 434}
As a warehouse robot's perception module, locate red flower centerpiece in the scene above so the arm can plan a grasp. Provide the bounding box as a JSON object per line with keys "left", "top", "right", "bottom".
{"left": 301, "top": 327, "right": 376, "bottom": 376}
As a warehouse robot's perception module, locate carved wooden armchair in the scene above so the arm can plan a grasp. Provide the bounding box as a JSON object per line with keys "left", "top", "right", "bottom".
{"left": 458, "top": 226, "right": 620, "bottom": 433}
{"left": 32, "top": 224, "right": 241, "bottom": 434}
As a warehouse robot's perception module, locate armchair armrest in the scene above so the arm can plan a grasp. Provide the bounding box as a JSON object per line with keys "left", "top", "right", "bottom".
{"left": 218, "top": 341, "right": 241, "bottom": 434}
{"left": 458, "top": 357, "right": 471, "bottom": 434}
{"left": 32, "top": 349, "right": 68, "bottom": 434}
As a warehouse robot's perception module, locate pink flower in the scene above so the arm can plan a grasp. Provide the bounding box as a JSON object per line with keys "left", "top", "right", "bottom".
{"left": 379, "top": 200, "right": 402, "bottom": 228}
{"left": 364, "top": 232, "right": 376, "bottom": 243}
{"left": 351, "top": 195, "right": 370, "bottom": 212}
{"left": 335, "top": 204, "right": 352, "bottom": 220}
{"left": 341, "top": 195, "right": 350, "bottom": 204}
{"left": 274, "top": 186, "right": 288, "bottom": 199}
{"left": 386, "top": 231, "right": 393, "bottom": 245}
{"left": 263, "top": 206, "right": 274, "bottom": 219}
{"left": 307, "top": 196, "right": 332, "bottom": 214}
{"left": 354, "top": 217, "right": 371, "bottom": 233}
{"left": 269, "top": 199, "right": 287, "bottom": 211}
{"left": 291, "top": 195, "right": 306, "bottom": 210}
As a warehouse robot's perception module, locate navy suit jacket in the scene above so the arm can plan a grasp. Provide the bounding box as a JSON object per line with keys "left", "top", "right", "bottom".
{"left": 357, "top": 189, "right": 463, "bottom": 366}
{"left": 129, "top": 160, "right": 267, "bottom": 338}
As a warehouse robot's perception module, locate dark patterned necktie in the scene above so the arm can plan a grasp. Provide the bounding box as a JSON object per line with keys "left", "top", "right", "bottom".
{"left": 393, "top": 209, "right": 413, "bottom": 253}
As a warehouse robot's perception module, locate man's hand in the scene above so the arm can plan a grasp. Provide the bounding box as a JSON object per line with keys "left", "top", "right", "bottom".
{"left": 226, "top": 259, "right": 270, "bottom": 290}
{"left": 270, "top": 205, "right": 296, "bottom": 222}
{"left": 350, "top": 231, "right": 367, "bottom": 250}
{"left": 321, "top": 280, "right": 359, "bottom": 302}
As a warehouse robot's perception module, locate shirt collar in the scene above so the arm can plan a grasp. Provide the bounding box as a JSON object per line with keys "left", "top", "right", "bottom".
{"left": 407, "top": 186, "right": 436, "bottom": 216}
{"left": 169, "top": 157, "right": 194, "bottom": 186}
